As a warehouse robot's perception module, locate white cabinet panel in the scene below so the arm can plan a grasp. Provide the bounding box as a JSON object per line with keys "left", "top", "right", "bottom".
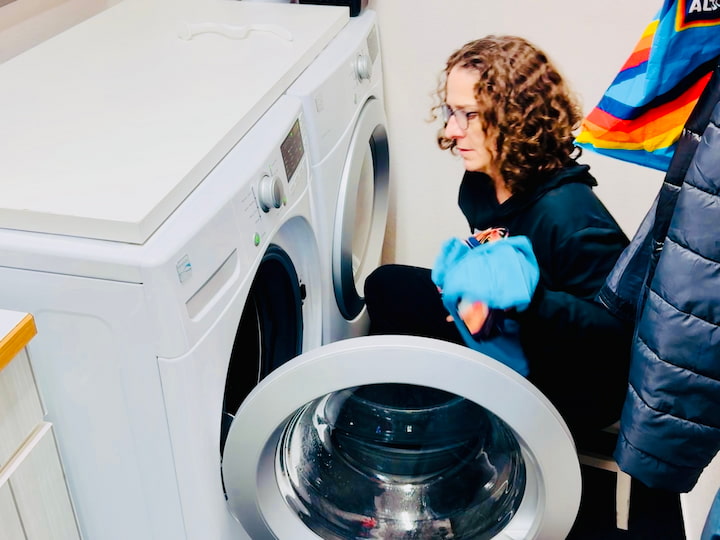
{"left": 0, "top": 349, "right": 44, "bottom": 468}
{"left": 9, "top": 423, "right": 79, "bottom": 540}
{"left": 0, "top": 481, "right": 25, "bottom": 540}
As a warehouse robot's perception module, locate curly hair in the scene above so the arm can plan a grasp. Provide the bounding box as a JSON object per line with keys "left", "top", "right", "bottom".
{"left": 435, "top": 35, "right": 583, "bottom": 194}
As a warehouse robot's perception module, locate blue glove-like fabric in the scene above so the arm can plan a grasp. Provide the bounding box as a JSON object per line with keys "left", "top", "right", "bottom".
{"left": 431, "top": 237, "right": 470, "bottom": 290}
{"left": 445, "top": 299, "right": 530, "bottom": 376}
{"left": 436, "top": 236, "right": 539, "bottom": 311}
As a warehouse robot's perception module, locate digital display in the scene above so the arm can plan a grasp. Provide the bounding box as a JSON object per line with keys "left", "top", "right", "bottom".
{"left": 281, "top": 119, "right": 304, "bottom": 182}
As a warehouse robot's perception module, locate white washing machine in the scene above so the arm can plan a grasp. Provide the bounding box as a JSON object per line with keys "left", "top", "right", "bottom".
{"left": 287, "top": 9, "right": 391, "bottom": 343}
{"left": 0, "top": 1, "right": 348, "bottom": 539}
{"left": 0, "top": 95, "right": 325, "bottom": 540}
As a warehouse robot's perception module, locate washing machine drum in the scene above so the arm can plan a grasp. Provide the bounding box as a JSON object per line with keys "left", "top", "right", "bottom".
{"left": 222, "top": 336, "right": 581, "bottom": 540}
{"left": 279, "top": 384, "right": 526, "bottom": 539}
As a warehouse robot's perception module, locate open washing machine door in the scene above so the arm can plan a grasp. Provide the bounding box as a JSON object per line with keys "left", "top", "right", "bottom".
{"left": 222, "top": 335, "right": 581, "bottom": 539}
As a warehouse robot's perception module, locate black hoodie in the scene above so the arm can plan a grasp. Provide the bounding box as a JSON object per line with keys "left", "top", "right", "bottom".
{"left": 459, "top": 163, "right": 632, "bottom": 436}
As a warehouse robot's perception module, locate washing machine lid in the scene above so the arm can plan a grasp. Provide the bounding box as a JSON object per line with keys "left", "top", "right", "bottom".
{"left": 0, "top": 0, "right": 347, "bottom": 244}
{"left": 222, "top": 335, "right": 581, "bottom": 540}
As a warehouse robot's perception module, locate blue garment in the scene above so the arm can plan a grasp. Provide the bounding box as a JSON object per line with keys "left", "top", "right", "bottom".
{"left": 431, "top": 237, "right": 470, "bottom": 291}
{"left": 443, "top": 300, "right": 529, "bottom": 376}
{"left": 432, "top": 236, "right": 538, "bottom": 376}
{"left": 432, "top": 236, "right": 539, "bottom": 311}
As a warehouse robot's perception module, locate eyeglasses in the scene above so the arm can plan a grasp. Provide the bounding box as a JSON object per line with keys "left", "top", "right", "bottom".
{"left": 441, "top": 104, "right": 479, "bottom": 131}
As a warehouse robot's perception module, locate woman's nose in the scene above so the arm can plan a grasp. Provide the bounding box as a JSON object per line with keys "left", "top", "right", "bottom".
{"left": 444, "top": 115, "right": 464, "bottom": 138}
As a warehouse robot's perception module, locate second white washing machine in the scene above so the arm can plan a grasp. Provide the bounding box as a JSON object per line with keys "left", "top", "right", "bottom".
{"left": 287, "top": 9, "right": 391, "bottom": 344}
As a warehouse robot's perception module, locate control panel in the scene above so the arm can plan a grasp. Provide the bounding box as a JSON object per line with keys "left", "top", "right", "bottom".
{"left": 236, "top": 114, "right": 309, "bottom": 250}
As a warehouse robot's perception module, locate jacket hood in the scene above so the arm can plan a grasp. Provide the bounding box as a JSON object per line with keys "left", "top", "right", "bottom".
{"left": 458, "top": 163, "right": 597, "bottom": 232}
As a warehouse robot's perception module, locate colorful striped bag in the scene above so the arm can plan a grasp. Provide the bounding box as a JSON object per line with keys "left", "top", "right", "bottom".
{"left": 576, "top": 0, "right": 720, "bottom": 171}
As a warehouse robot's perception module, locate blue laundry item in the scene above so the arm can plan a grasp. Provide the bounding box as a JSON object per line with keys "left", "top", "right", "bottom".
{"left": 702, "top": 488, "right": 720, "bottom": 540}
{"left": 444, "top": 300, "right": 529, "bottom": 376}
{"left": 436, "top": 236, "right": 539, "bottom": 311}
{"left": 431, "top": 237, "right": 470, "bottom": 291}
{"left": 431, "top": 235, "right": 537, "bottom": 377}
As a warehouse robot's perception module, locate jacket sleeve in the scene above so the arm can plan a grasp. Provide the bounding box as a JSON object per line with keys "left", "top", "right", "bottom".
{"left": 519, "top": 222, "right": 631, "bottom": 350}
{"left": 512, "top": 220, "right": 634, "bottom": 433}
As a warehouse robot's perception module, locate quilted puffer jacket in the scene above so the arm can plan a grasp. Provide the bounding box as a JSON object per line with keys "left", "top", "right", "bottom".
{"left": 598, "top": 59, "right": 720, "bottom": 492}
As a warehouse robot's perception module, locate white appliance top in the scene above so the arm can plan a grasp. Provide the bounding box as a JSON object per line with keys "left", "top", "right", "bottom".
{"left": 0, "top": 0, "right": 347, "bottom": 244}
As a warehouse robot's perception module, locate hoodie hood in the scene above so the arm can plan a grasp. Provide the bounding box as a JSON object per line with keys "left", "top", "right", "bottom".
{"left": 458, "top": 163, "right": 597, "bottom": 232}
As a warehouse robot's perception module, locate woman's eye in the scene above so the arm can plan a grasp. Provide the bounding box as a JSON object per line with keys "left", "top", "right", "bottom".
{"left": 465, "top": 112, "right": 479, "bottom": 120}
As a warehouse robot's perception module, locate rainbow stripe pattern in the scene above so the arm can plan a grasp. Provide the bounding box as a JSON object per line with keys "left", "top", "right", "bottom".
{"left": 576, "top": 0, "right": 720, "bottom": 171}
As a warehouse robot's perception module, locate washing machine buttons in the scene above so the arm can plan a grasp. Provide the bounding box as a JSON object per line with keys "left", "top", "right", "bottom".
{"left": 257, "top": 174, "right": 285, "bottom": 213}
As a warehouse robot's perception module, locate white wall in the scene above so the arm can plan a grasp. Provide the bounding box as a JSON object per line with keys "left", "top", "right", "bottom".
{"left": 0, "top": 0, "right": 121, "bottom": 63}
{"left": 368, "top": 0, "right": 666, "bottom": 267}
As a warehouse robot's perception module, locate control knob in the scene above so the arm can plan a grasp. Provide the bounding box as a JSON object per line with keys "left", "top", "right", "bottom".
{"left": 258, "top": 174, "right": 284, "bottom": 213}
{"left": 355, "top": 53, "right": 372, "bottom": 81}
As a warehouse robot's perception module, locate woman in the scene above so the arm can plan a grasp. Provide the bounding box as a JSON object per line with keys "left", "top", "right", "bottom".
{"left": 365, "top": 35, "right": 632, "bottom": 438}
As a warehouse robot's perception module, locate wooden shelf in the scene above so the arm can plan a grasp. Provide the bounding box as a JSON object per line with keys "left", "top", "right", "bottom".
{"left": 0, "top": 310, "right": 80, "bottom": 539}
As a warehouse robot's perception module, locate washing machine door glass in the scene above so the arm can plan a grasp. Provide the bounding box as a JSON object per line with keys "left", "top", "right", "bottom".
{"left": 333, "top": 97, "right": 389, "bottom": 320}
{"left": 278, "top": 383, "right": 525, "bottom": 539}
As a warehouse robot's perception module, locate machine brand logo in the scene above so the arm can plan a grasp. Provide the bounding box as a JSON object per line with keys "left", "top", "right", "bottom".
{"left": 677, "top": 0, "right": 720, "bottom": 29}
{"left": 176, "top": 255, "right": 192, "bottom": 283}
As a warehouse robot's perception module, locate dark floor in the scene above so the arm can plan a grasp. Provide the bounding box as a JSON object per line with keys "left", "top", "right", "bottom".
{"left": 567, "top": 465, "right": 686, "bottom": 540}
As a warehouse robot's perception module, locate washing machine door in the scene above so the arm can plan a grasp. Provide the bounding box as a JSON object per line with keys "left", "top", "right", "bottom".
{"left": 333, "top": 97, "right": 389, "bottom": 320}
{"left": 222, "top": 335, "right": 581, "bottom": 540}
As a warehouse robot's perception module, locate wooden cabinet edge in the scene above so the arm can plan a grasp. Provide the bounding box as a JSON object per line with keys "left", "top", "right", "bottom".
{"left": 0, "top": 421, "right": 81, "bottom": 540}
{"left": 0, "top": 313, "right": 37, "bottom": 373}
{"left": 0, "top": 422, "right": 51, "bottom": 485}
